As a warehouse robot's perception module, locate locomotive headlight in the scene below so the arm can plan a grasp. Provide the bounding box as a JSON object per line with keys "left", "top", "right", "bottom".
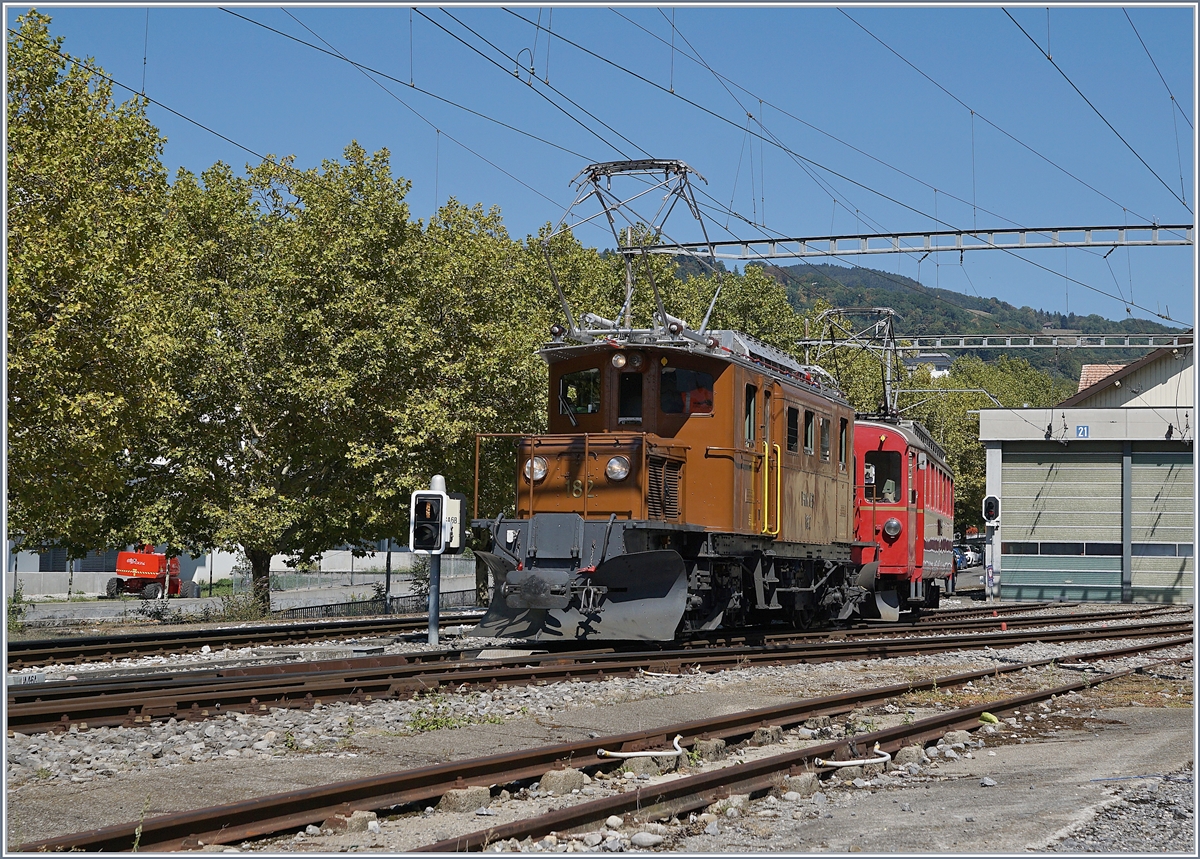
{"left": 605, "top": 455, "right": 631, "bottom": 481}
{"left": 524, "top": 456, "right": 548, "bottom": 482}
{"left": 611, "top": 353, "right": 627, "bottom": 369}
{"left": 883, "top": 518, "right": 903, "bottom": 538}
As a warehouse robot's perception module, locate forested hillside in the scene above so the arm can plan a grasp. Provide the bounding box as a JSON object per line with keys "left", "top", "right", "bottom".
{"left": 748, "top": 260, "right": 1184, "bottom": 381}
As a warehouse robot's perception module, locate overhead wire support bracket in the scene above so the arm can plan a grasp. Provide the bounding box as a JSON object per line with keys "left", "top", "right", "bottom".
{"left": 645, "top": 224, "right": 1194, "bottom": 260}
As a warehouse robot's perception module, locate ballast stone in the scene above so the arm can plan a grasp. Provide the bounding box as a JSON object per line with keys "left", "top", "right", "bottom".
{"left": 894, "top": 745, "right": 930, "bottom": 766}
{"left": 693, "top": 738, "right": 727, "bottom": 761}
{"left": 541, "top": 767, "right": 586, "bottom": 794}
{"left": 785, "top": 772, "right": 820, "bottom": 796}
{"left": 439, "top": 785, "right": 492, "bottom": 813}
{"left": 751, "top": 725, "right": 784, "bottom": 746}
{"left": 630, "top": 832, "right": 664, "bottom": 848}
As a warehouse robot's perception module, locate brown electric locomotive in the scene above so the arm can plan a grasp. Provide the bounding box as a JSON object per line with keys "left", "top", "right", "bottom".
{"left": 469, "top": 159, "right": 954, "bottom": 640}
{"left": 472, "top": 323, "right": 885, "bottom": 641}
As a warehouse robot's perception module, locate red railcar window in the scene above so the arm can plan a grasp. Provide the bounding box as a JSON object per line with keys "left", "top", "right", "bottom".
{"left": 864, "top": 450, "right": 902, "bottom": 502}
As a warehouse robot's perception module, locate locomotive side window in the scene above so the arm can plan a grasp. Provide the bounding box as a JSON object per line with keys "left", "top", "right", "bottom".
{"left": 838, "top": 418, "right": 848, "bottom": 470}
{"left": 786, "top": 407, "right": 799, "bottom": 452}
{"left": 819, "top": 418, "right": 831, "bottom": 462}
{"left": 618, "top": 373, "right": 643, "bottom": 424}
{"left": 660, "top": 365, "right": 714, "bottom": 415}
{"left": 865, "top": 450, "right": 902, "bottom": 502}
{"left": 803, "top": 410, "right": 815, "bottom": 454}
{"left": 744, "top": 385, "right": 757, "bottom": 443}
{"left": 561, "top": 368, "right": 601, "bottom": 414}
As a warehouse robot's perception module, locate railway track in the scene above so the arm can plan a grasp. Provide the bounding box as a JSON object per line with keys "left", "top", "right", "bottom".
{"left": 4, "top": 612, "right": 484, "bottom": 669}
{"left": 7, "top": 615, "right": 1192, "bottom": 735}
{"left": 7, "top": 600, "right": 1172, "bottom": 672}
{"left": 17, "top": 637, "right": 1190, "bottom": 853}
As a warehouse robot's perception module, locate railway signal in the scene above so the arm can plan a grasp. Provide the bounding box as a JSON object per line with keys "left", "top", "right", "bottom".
{"left": 410, "top": 491, "right": 447, "bottom": 553}
{"left": 983, "top": 495, "right": 1000, "bottom": 523}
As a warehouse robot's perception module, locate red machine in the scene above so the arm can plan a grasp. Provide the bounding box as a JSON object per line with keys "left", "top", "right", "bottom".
{"left": 853, "top": 418, "right": 955, "bottom": 620}
{"left": 106, "top": 545, "right": 200, "bottom": 599}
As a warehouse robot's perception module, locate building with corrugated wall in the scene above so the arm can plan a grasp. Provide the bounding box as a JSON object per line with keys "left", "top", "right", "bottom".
{"left": 978, "top": 341, "right": 1193, "bottom": 604}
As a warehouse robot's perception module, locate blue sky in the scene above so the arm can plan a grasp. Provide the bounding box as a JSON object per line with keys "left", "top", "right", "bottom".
{"left": 9, "top": 3, "right": 1197, "bottom": 329}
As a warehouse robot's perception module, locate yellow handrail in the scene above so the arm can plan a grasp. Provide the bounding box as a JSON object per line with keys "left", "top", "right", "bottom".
{"left": 762, "top": 440, "right": 770, "bottom": 534}
{"left": 769, "top": 442, "right": 781, "bottom": 536}
{"left": 761, "top": 441, "right": 781, "bottom": 536}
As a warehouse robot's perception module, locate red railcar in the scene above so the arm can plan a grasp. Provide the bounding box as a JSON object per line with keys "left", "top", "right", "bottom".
{"left": 853, "top": 418, "right": 955, "bottom": 619}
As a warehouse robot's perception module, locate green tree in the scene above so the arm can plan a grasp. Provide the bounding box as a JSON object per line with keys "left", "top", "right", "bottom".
{"left": 162, "top": 145, "right": 421, "bottom": 606}
{"left": 900, "top": 355, "right": 1074, "bottom": 530}
{"left": 6, "top": 11, "right": 177, "bottom": 557}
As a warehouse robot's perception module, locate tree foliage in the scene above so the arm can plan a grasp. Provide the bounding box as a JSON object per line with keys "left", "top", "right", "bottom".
{"left": 6, "top": 11, "right": 176, "bottom": 556}
{"left": 900, "top": 355, "right": 1074, "bottom": 530}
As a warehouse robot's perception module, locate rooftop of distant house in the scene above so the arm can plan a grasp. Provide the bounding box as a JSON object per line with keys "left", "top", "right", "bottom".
{"left": 1076, "top": 363, "right": 1127, "bottom": 392}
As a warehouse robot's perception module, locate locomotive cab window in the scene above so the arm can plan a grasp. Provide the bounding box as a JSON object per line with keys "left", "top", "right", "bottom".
{"left": 660, "top": 365, "right": 714, "bottom": 416}
{"left": 618, "top": 373, "right": 643, "bottom": 424}
{"left": 864, "top": 450, "right": 902, "bottom": 503}
{"left": 560, "top": 368, "right": 601, "bottom": 415}
{"left": 819, "top": 418, "right": 831, "bottom": 462}
{"left": 803, "top": 410, "right": 815, "bottom": 454}
{"left": 786, "top": 407, "right": 799, "bottom": 453}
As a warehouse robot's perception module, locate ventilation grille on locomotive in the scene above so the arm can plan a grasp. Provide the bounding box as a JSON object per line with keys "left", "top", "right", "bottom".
{"left": 648, "top": 457, "right": 682, "bottom": 519}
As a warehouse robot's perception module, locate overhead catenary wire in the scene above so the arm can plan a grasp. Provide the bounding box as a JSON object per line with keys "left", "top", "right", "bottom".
{"left": 1003, "top": 8, "right": 1190, "bottom": 213}
{"left": 265, "top": 9, "right": 578, "bottom": 215}
{"left": 1121, "top": 7, "right": 1194, "bottom": 208}
{"left": 16, "top": 23, "right": 588, "bottom": 254}
{"left": 1124, "top": 8, "right": 1193, "bottom": 130}
{"left": 428, "top": 7, "right": 647, "bottom": 160}
{"left": 140, "top": 9, "right": 149, "bottom": 94}
{"left": 223, "top": 9, "right": 595, "bottom": 164}
{"left": 836, "top": 10, "right": 1174, "bottom": 228}
{"left": 515, "top": 4, "right": 1189, "bottom": 314}
{"left": 615, "top": 7, "right": 1167, "bottom": 233}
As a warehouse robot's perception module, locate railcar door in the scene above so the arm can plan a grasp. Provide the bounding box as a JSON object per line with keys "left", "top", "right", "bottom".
{"left": 736, "top": 379, "right": 762, "bottom": 533}
{"left": 907, "top": 449, "right": 918, "bottom": 574}
{"left": 762, "top": 385, "right": 782, "bottom": 536}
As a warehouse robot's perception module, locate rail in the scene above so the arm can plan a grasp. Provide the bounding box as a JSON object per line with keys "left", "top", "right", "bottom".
{"left": 20, "top": 636, "right": 1189, "bottom": 852}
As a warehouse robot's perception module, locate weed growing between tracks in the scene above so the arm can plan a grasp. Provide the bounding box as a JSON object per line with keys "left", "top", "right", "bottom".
{"left": 7, "top": 581, "right": 28, "bottom": 634}
{"left": 134, "top": 592, "right": 268, "bottom": 625}
{"left": 364, "top": 692, "right": 507, "bottom": 737}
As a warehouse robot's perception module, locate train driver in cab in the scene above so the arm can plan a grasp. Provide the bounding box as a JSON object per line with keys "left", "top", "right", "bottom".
{"left": 661, "top": 365, "right": 714, "bottom": 415}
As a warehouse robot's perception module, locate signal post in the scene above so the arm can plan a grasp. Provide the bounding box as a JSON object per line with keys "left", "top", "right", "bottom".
{"left": 409, "top": 475, "right": 466, "bottom": 646}
{"left": 982, "top": 495, "right": 1000, "bottom": 603}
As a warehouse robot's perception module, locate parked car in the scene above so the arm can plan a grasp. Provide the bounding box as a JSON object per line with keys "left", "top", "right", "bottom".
{"left": 953, "top": 547, "right": 966, "bottom": 572}
{"left": 965, "top": 547, "right": 983, "bottom": 567}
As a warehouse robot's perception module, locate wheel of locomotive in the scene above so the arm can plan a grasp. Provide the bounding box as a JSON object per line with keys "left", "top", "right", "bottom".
{"left": 105, "top": 577, "right": 125, "bottom": 599}
{"left": 924, "top": 584, "right": 942, "bottom": 610}
{"left": 140, "top": 583, "right": 162, "bottom": 600}
{"left": 789, "top": 601, "right": 820, "bottom": 631}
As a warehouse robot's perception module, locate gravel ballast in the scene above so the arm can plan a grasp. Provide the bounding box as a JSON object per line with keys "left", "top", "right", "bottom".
{"left": 5, "top": 604, "right": 1193, "bottom": 853}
